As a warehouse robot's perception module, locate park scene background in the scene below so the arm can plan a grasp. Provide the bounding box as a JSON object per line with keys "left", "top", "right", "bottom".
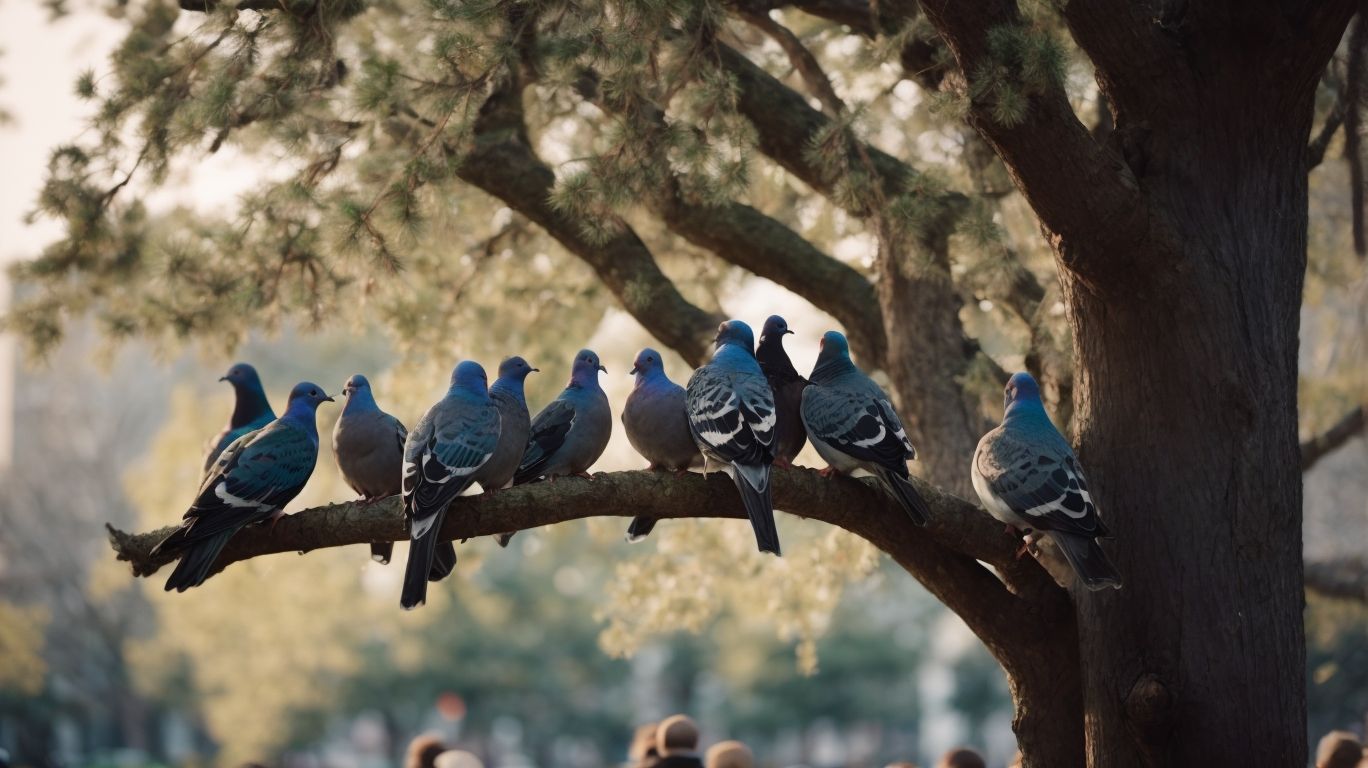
{"left": 0, "top": 0, "right": 1365, "bottom": 766}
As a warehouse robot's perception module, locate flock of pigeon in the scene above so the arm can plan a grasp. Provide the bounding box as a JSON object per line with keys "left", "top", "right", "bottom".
{"left": 151, "top": 315, "right": 1121, "bottom": 610}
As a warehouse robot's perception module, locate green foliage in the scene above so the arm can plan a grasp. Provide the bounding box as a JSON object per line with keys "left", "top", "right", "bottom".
{"left": 969, "top": 24, "right": 1065, "bottom": 127}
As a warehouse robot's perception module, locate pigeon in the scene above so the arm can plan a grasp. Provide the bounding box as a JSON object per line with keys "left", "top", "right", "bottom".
{"left": 332, "top": 374, "right": 408, "bottom": 565}
{"left": 756, "top": 315, "right": 809, "bottom": 467}
{"left": 621, "top": 347, "right": 702, "bottom": 542}
{"left": 400, "top": 361, "right": 502, "bottom": 609}
{"left": 153, "top": 382, "right": 334, "bottom": 592}
{"left": 485, "top": 356, "right": 538, "bottom": 545}
{"left": 800, "top": 330, "right": 930, "bottom": 525}
{"left": 483, "top": 357, "right": 539, "bottom": 491}
{"left": 972, "top": 372, "right": 1121, "bottom": 590}
{"left": 687, "top": 320, "right": 780, "bottom": 555}
{"left": 203, "top": 363, "right": 276, "bottom": 474}
{"left": 400, "top": 361, "right": 504, "bottom": 605}
{"left": 502, "top": 349, "right": 612, "bottom": 546}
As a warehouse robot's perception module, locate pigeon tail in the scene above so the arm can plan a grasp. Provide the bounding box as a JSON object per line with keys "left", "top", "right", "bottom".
{"left": 370, "top": 541, "right": 394, "bottom": 565}
{"left": 877, "top": 468, "right": 930, "bottom": 526}
{"left": 428, "top": 541, "right": 457, "bottom": 581}
{"left": 625, "top": 516, "right": 657, "bottom": 543}
{"left": 164, "top": 530, "right": 235, "bottom": 592}
{"left": 401, "top": 510, "right": 445, "bottom": 609}
{"left": 731, "top": 465, "right": 780, "bottom": 556}
{"left": 1050, "top": 532, "right": 1122, "bottom": 591}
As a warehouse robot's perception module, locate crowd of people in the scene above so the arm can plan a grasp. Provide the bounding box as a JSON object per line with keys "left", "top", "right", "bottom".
{"left": 391, "top": 721, "right": 1368, "bottom": 768}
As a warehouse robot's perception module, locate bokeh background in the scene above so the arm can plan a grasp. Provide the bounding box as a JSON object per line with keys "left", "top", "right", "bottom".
{"left": 0, "top": 1, "right": 1364, "bottom": 767}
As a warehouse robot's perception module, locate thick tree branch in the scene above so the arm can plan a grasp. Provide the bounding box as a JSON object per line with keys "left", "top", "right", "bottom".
{"left": 1305, "top": 557, "right": 1368, "bottom": 603}
{"left": 575, "top": 71, "right": 887, "bottom": 364}
{"left": 1308, "top": 95, "right": 1345, "bottom": 172}
{"left": 1300, "top": 404, "right": 1366, "bottom": 471}
{"left": 109, "top": 468, "right": 1041, "bottom": 642}
{"left": 916, "top": 0, "right": 1162, "bottom": 291}
{"left": 739, "top": 11, "right": 846, "bottom": 116}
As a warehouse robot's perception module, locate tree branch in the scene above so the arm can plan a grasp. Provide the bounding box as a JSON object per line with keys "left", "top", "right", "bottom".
{"left": 109, "top": 468, "right": 1038, "bottom": 640}
{"left": 448, "top": 75, "right": 723, "bottom": 366}
{"left": 1307, "top": 94, "right": 1344, "bottom": 172}
{"left": 916, "top": 0, "right": 1163, "bottom": 291}
{"left": 1305, "top": 557, "right": 1368, "bottom": 603}
{"left": 575, "top": 71, "right": 887, "bottom": 364}
{"left": 1300, "top": 404, "right": 1366, "bottom": 471}
{"left": 739, "top": 10, "right": 846, "bottom": 116}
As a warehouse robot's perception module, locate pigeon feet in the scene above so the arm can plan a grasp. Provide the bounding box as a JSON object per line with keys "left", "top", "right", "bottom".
{"left": 773, "top": 456, "right": 793, "bottom": 469}
{"left": 818, "top": 465, "right": 842, "bottom": 479}
{"left": 575, "top": 471, "right": 594, "bottom": 480}
{"left": 268, "top": 509, "right": 288, "bottom": 533}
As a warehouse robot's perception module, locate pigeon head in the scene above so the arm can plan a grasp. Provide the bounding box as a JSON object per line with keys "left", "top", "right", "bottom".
{"left": 342, "top": 374, "right": 371, "bottom": 397}
{"left": 759, "top": 315, "right": 793, "bottom": 342}
{"left": 630, "top": 348, "right": 667, "bottom": 378}
{"left": 497, "top": 356, "right": 539, "bottom": 381}
{"left": 340, "top": 373, "right": 380, "bottom": 413}
{"left": 449, "top": 360, "right": 489, "bottom": 395}
{"left": 569, "top": 349, "right": 607, "bottom": 386}
{"left": 220, "top": 362, "right": 263, "bottom": 389}
{"left": 283, "top": 381, "right": 335, "bottom": 417}
{"left": 713, "top": 320, "right": 755, "bottom": 352}
{"left": 809, "top": 330, "right": 856, "bottom": 383}
{"left": 1003, "top": 371, "right": 1043, "bottom": 413}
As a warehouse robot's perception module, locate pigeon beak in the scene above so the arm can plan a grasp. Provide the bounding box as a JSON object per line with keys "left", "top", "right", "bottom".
{"left": 784, "top": 329, "right": 794, "bottom": 335}
{"left": 599, "top": 364, "right": 608, "bottom": 373}
{"left": 531, "top": 368, "right": 540, "bottom": 373}
{"left": 218, "top": 376, "right": 228, "bottom": 382}
{"left": 629, "top": 365, "right": 640, "bottom": 375}
{"left": 324, "top": 394, "right": 337, "bottom": 403}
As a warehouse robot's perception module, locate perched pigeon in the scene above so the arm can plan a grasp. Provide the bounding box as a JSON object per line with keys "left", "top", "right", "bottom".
{"left": 154, "top": 382, "right": 334, "bottom": 592}
{"left": 203, "top": 363, "right": 276, "bottom": 473}
{"left": 502, "top": 349, "right": 612, "bottom": 546}
{"left": 687, "top": 320, "right": 780, "bottom": 555}
{"left": 621, "top": 347, "right": 702, "bottom": 542}
{"left": 756, "top": 315, "right": 809, "bottom": 467}
{"left": 400, "top": 361, "right": 502, "bottom": 609}
{"left": 485, "top": 356, "right": 538, "bottom": 545}
{"left": 972, "top": 372, "right": 1121, "bottom": 590}
{"left": 333, "top": 374, "right": 408, "bottom": 565}
{"left": 801, "top": 331, "right": 930, "bottom": 525}
{"left": 483, "top": 357, "right": 539, "bottom": 491}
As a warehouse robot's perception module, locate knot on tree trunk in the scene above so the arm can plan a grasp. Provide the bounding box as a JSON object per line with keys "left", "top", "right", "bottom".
{"left": 1124, "top": 672, "right": 1174, "bottom": 751}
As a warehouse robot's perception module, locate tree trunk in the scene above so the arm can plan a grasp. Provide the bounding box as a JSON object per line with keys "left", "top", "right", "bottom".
{"left": 1066, "top": 57, "right": 1316, "bottom": 766}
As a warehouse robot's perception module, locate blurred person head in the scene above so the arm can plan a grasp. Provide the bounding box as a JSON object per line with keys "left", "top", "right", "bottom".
{"left": 405, "top": 733, "right": 448, "bottom": 768}
{"left": 1316, "top": 731, "right": 1363, "bottom": 768}
{"left": 630, "top": 721, "right": 661, "bottom": 766}
{"left": 936, "top": 749, "right": 986, "bottom": 768}
{"left": 706, "top": 741, "right": 753, "bottom": 768}
{"left": 434, "top": 750, "right": 485, "bottom": 768}
{"left": 657, "top": 715, "right": 701, "bottom": 755}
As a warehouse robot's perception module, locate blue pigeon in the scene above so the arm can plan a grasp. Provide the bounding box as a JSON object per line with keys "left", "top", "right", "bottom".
{"left": 756, "top": 315, "right": 809, "bottom": 467}
{"left": 400, "top": 361, "right": 502, "bottom": 609}
{"left": 972, "top": 372, "right": 1121, "bottom": 590}
{"left": 203, "top": 363, "right": 276, "bottom": 473}
{"left": 687, "top": 320, "right": 780, "bottom": 555}
{"left": 800, "top": 331, "right": 930, "bottom": 525}
{"left": 332, "top": 374, "right": 408, "bottom": 564}
{"left": 501, "top": 350, "right": 612, "bottom": 546}
{"left": 153, "top": 382, "right": 334, "bottom": 592}
{"left": 621, "top": 347, "right": 702, "bottom": 542}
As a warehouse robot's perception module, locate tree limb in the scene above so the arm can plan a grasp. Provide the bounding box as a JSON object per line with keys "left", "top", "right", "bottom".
{"left": 1307, "top": 94, "right": 1344, "bottom": 172}
{"left": 739, "top": 10, "right": 846, "bottom": 116}
{"left": 1300, "top": 404, "right": 1366, "bottom": 471}
{"left": 108, "top": 468, "right": 1039, "bottom": 641}
{"left": 1305, "top": 557, "right": 1368, "bottom": 603}
{"left": 916, "top": 0, "right": 1163, "bottom": 291}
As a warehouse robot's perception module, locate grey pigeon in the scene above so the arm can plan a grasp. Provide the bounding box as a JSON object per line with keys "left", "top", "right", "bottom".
{"left": 332, "top": 374, "right": 407, "bottom": 565}
{"left": 502, "top": 350, "right": 611, "bottom": 546}
{"left": 485, "top": 356, "right": 537, "bottom": 545}
{"left": 687, "top": 320, "right": 780, "bottom": 555}
{"left": 621, "top": 347, "right": 702, "bottom": 542}
{"left": 801, "top": 331, "right": 930, "bottom": 525}
{"left": 154, "top": 382, "right": 334, "bottom": 592}
{"left": 756, "top": 315, "right": 809, "bottom": 467}
{"left": 972, "top": 372, "right": 1121, "bottom": 590}
{"left": 203, "top": 363, "right": 276, "bottom": 474}
{"left": 400, "top": 361, "right": 502, "bottom": 609}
